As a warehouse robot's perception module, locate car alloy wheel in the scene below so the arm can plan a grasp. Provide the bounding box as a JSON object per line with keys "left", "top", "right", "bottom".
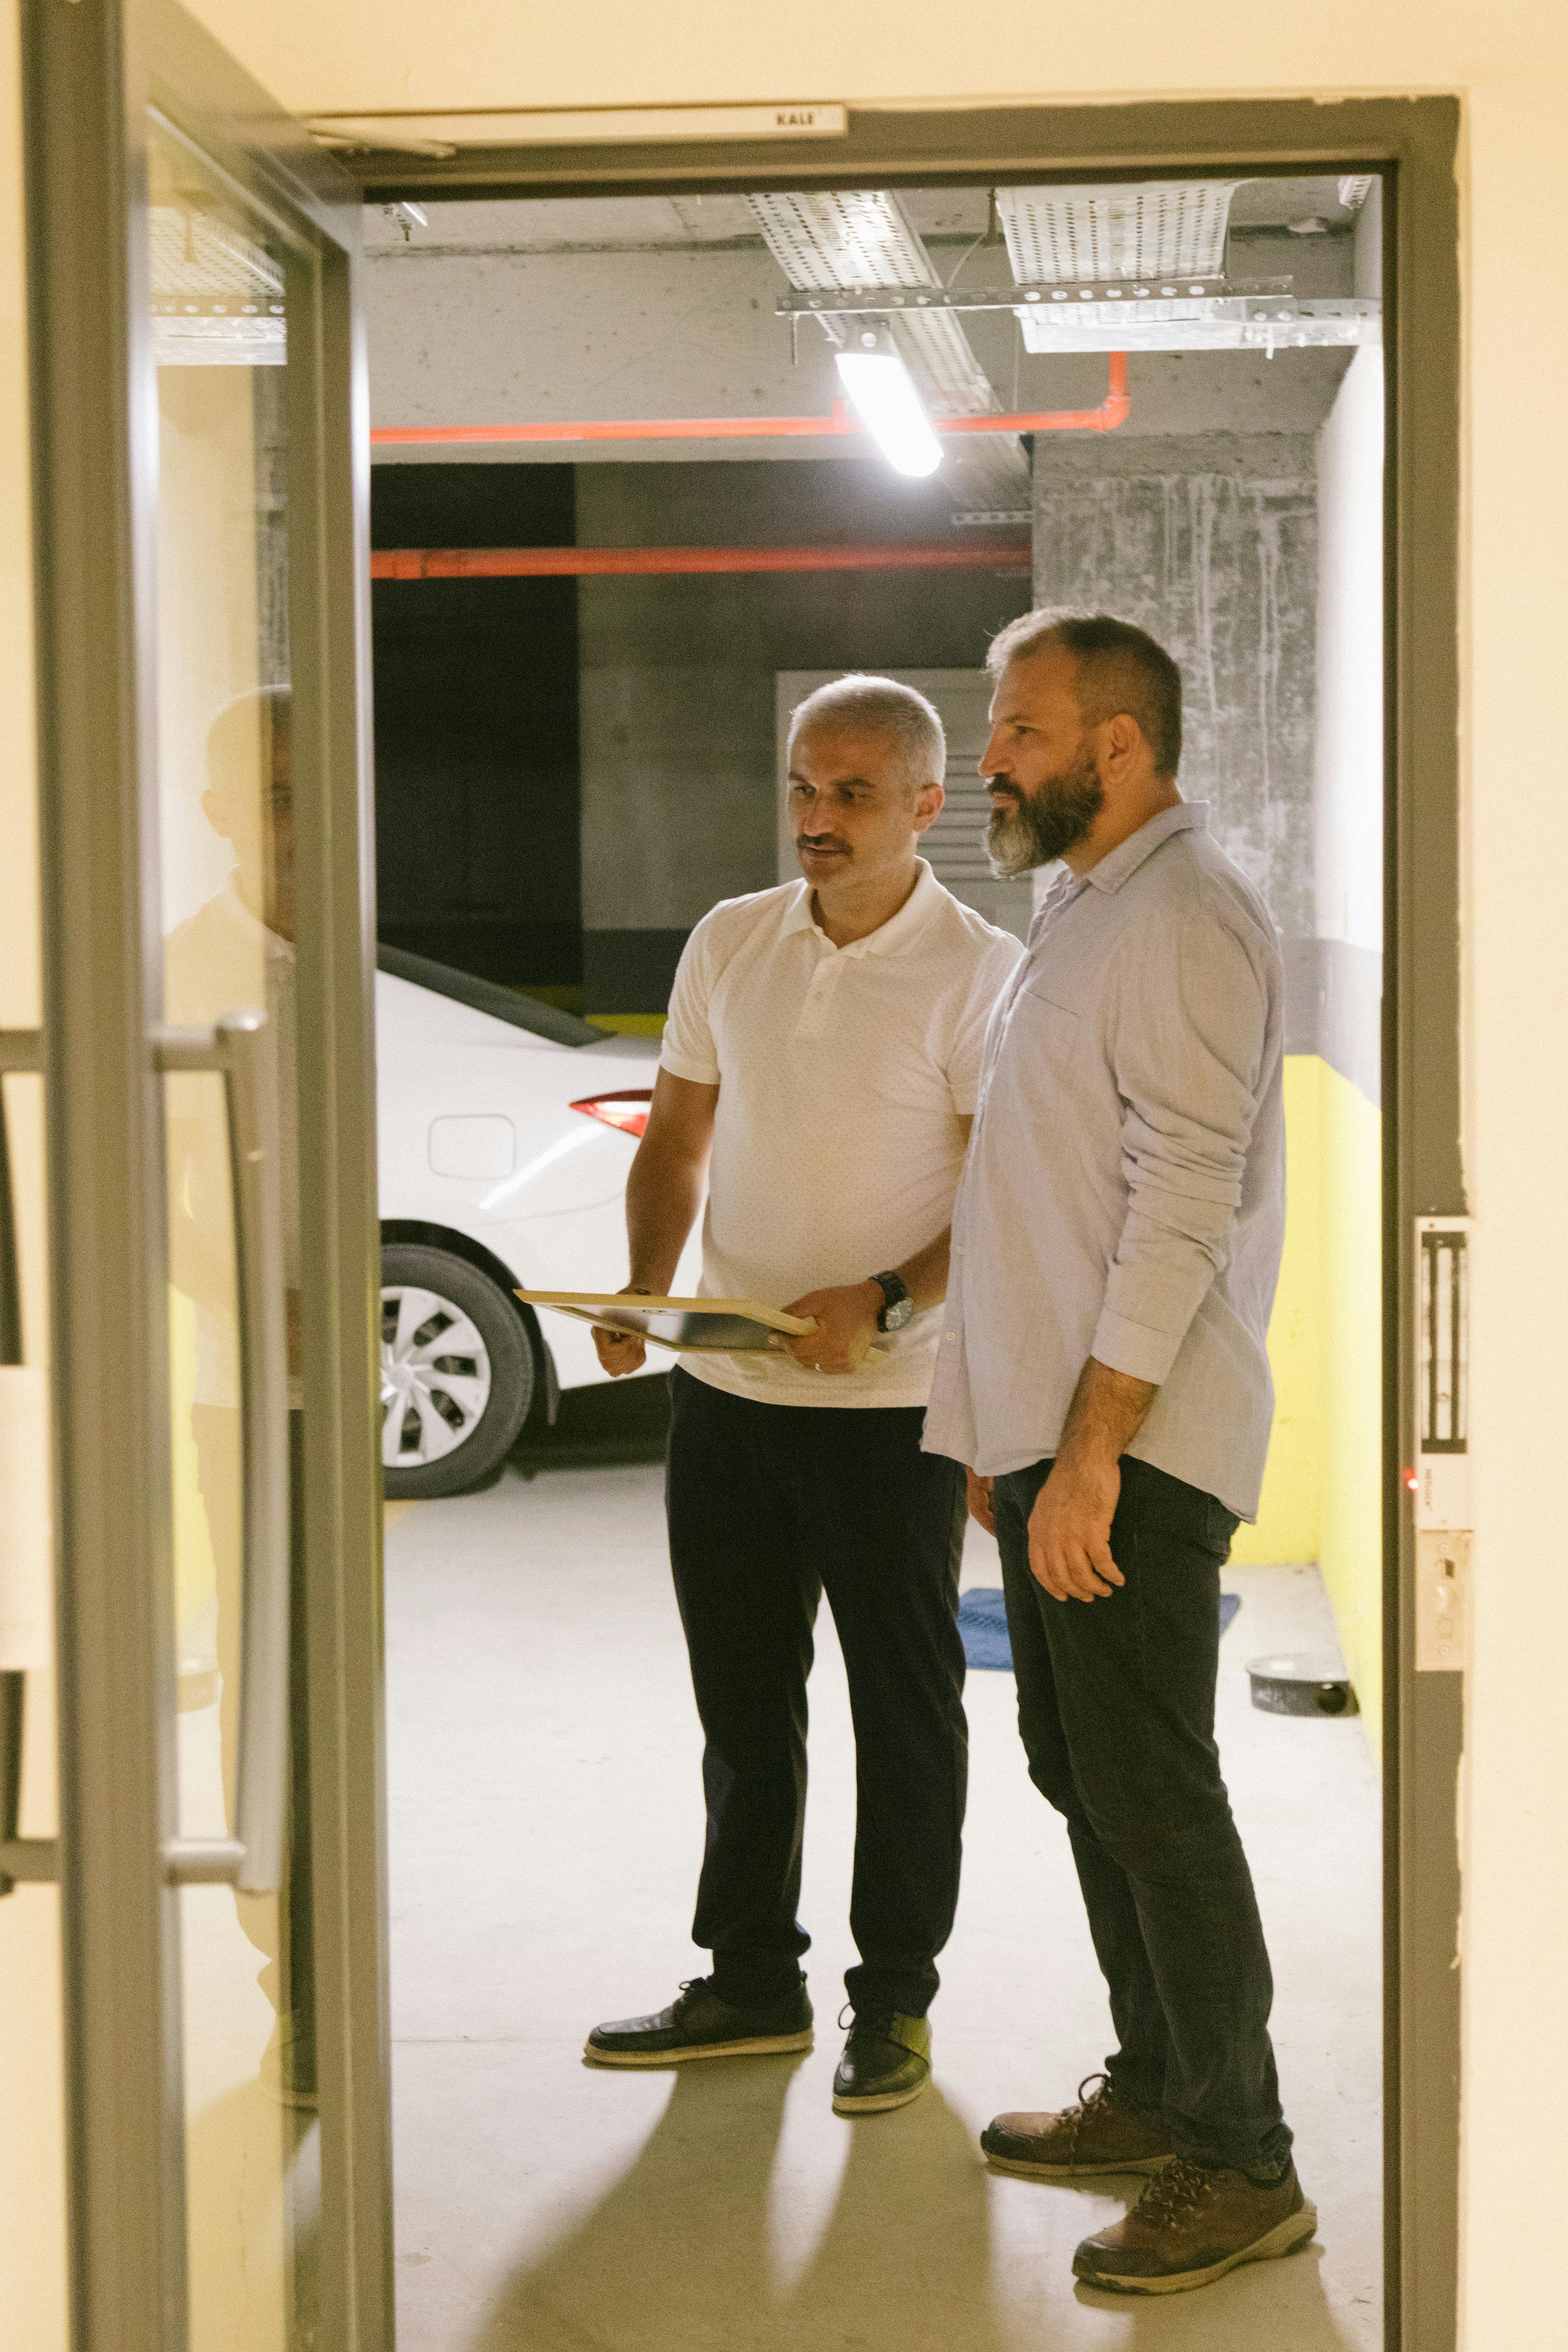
{"left": 379, "top": 1242, "right": 537, "bottom": 1498}
{"left": 380, "top": 1283, "right": 493, "bottom": 1468}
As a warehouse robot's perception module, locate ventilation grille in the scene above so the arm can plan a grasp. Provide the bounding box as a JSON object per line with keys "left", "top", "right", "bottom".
{"left": 996, "top": 181, "right": 1237, "bottom": 354}
{"left": 918, "top": 685, "right": 1009, "bottom": 884}
{"left": 994, "top": 181, "right": 1237, "bottom": 285}
{"left": 746, "top": 190, "right": 939, "bottom": 293}
{"left": 924, "top": 771, "right": 1001, "bottom": 881}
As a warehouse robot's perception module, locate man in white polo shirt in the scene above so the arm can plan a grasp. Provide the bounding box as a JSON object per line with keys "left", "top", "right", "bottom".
{"left": 584, "top": 675, "right": 1021, "bottom": 2114}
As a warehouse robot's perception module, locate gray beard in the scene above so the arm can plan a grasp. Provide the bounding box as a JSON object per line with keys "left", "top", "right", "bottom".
{"left": 986, "top": 748, "right": 1104, "bottom": 876}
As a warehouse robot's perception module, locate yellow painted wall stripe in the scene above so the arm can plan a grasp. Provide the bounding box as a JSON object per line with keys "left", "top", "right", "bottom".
{"left": 1233, "top": 1054, "right": 1382, "bottom": 1755}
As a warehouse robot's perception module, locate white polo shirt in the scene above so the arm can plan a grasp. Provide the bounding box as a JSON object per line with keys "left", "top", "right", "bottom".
{"left": 659, "top": 861, "right": 1022, "bottom": 1408}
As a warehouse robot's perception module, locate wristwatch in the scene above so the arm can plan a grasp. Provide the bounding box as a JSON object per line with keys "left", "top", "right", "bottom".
{"left": 870, "top": 1271, "right": 915, "bottom": 1333}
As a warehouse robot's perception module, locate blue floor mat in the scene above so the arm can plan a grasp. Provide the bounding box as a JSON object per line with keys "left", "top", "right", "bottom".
{"left": 957, "top": 1588, "right": 1013, "bottom": 1670}
{"left": 958, "top": 1588, "right": 1241, "bottom": 1671}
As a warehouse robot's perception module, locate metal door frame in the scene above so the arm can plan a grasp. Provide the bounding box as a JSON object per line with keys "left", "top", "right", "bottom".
{"left": 361, "top": 96, "right": 1463, "bottom": 2352}
{"left": 20, "top": 1, "right": 388, "bottom": 2344}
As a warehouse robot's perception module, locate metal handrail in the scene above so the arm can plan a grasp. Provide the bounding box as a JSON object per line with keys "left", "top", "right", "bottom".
{"left": 155, "top": 1013, "right": 290, "bottom": 1893}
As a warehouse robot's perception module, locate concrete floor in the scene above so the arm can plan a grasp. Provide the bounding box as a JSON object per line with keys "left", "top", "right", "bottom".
{"left": 385, "top": 1460, "right": 1382, "bottom": 2352}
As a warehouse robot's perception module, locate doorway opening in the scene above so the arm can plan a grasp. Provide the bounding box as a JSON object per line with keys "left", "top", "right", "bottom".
{"left": 358, "top": 162, "right": 1391, "bottom": 2351}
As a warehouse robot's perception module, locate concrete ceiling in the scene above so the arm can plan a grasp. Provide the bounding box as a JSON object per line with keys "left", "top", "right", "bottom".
{"left": 363, "top": 176, "right": 1361, "bottom": 466}
{"left": 361, "top": 176, "right": 1366, "bottom": 255}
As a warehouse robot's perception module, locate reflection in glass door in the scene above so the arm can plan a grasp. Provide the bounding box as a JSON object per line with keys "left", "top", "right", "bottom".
{"left": 152, "top": 115, "right": 305, "bottom": 2352}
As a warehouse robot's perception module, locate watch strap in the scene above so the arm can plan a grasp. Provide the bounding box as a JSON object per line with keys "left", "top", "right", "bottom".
{"left": 871, "top": 1270, "right": 912, "bottom": 1330}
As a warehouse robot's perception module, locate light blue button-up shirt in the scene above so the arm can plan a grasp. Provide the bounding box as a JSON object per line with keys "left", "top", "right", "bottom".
{"left": 922, "top": 802, "right": 1285, "bottom": 1521}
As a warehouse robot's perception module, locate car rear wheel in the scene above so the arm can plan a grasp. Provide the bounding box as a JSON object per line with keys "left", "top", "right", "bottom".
{"left": 380, "top": 1243, "right": 535, "bottom": 1499}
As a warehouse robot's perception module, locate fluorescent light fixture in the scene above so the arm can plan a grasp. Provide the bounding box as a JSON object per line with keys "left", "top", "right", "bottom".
{"left": 834, "top": 350, "right": 942, "bottom": 477}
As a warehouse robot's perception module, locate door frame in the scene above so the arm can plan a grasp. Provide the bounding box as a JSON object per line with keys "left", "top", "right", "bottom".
{"left": 362, "top": 97, "right": 1463, "bottom": 2352}
{"left": 20, "top": 3, "right": 388, "bottom": 2345}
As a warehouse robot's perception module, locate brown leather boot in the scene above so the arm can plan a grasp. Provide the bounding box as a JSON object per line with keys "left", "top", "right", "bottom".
{"left": 981, "top": 2072, "right": 1175, "bottom": 2178}
{"left": 1072, "top": 2155, "right": 1317, "bottom": 2294}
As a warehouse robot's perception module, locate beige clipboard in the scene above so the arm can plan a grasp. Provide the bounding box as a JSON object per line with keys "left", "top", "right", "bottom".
{"left": 515, "top": 1289, "right": 816, "bottom": 1354}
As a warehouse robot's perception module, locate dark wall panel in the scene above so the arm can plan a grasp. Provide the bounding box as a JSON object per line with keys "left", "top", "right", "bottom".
{"left": 371, "top": 464, "right": 582, "bottom": 988}
{"left": 370, "top": 456, "right": 1034, "bottom": 1009}
{"left": 582, "top": 929, "right": 691, "bottom": 1016}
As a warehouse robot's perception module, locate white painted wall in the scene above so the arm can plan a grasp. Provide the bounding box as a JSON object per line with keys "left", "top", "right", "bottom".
{"left": 1314, "top": 349, "right": 1385, "bottom": 953}
{"left": 5, "top": 1, "right": 1566, "bottom": 2340}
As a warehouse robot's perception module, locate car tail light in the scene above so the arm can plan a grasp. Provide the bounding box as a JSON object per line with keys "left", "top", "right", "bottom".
{"left": 569, "top": 1089, "right": 652, "bottom": 1139}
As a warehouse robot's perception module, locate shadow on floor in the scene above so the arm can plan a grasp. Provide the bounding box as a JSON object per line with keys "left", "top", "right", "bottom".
{"left": 462, "top": 2056, "right": 1365, "bottom": 2352}
{"left": 510, "top": 1372, "right": 670, "bottom": 1477}
{"left": 1069, "top": 2241, "right": 1354, "bottom": 2346}
{"left": 467, "top": 2061, "right": 1006, "bottom": 2352}
{"left": 1001, "top": 2160, "right": 1360, "bottom": 2349}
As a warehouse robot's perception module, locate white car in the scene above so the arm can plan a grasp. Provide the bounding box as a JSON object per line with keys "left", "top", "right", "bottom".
{"left": 375, "top": 946, "right": 699, "bottom": 1497}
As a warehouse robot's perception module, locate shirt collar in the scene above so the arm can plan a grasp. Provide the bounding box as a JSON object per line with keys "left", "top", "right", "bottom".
{"left": 780, "top": 857, "right": 943, "bottom": 957}
{"left": 1080, "top": 800, "right": 1208, "bottom": 895}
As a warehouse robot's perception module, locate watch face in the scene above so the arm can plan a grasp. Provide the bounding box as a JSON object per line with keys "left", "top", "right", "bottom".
{"left": 881, "top": 1292, "right": 916, "bottom": 1331}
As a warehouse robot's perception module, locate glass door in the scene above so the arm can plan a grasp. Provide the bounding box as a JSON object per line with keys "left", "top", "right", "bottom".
{"left": 154, "top": 117, "right": 311, "bottom": 2352}
{"left": 21, "top": 5, "right": 389, "bottom": 2346}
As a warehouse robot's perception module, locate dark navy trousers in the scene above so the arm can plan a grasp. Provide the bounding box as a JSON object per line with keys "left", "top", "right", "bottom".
{"left": 994, "top": 1453, "right": 1291, "bottom": 2177}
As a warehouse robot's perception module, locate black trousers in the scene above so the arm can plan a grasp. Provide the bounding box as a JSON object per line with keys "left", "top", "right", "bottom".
{"left": 666, "top": 1368, "right": 968, "bottom": 2016}
{"left": 994, "top": 1454, "right": 1291, "bottom": 2177}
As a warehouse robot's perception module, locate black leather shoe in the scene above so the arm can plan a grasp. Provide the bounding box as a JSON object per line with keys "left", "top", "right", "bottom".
{"left": 831, "top": 2009, "right": 930, "bottom": 2114}
{"left": 584, "top": 1976, "right": 813, "bottom": 2067}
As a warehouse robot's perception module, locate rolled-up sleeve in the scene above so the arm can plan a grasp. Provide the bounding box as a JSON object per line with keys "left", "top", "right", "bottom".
{"left": 1091, "top": 915, "right": 1268, "bottom": 1385}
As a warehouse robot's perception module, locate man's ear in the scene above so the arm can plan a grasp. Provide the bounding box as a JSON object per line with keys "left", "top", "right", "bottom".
{"left": 1101, "top": 712, "right": 1145, "bottom": 778}
{"left": 912, "top": 779, "right": 946, "bottom": 836}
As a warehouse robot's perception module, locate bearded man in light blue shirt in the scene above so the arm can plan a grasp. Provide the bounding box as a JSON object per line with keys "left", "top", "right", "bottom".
{"left": 924, "top": 609, "right": 1316, "bottom": 2298}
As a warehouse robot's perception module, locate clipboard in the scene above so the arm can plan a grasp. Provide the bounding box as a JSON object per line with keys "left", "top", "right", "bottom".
{"left": 515, "top": 1289, "right": 815, "bottom": 1354}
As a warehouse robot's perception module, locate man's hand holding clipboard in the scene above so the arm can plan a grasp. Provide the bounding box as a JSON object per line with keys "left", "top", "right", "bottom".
{"left": 588, "top": 1284, "right": 657, "bottom": 1378}
{"left": 514, "top": 1287, "right": 889, "bottom": 1378}
{"left": 769, "top": 1280, "right": 890, "bottom": 1376}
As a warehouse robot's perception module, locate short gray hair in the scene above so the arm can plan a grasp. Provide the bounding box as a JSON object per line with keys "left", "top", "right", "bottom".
{"left": 787, "top": 674, "right": 946, "bottom": 796}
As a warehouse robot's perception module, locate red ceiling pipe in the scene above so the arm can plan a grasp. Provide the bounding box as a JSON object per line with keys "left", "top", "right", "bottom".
{"left": 370, "top": 353, "right": 1129, "bottom": 448}
{"left": 375, "top": 410, "right": 859, "bottom": 445}
{"left": 372, "top": 539, "right": 1032, "bottom": 580}
{"left": 940, "top": 349, "right": 1128, "bottom": 436}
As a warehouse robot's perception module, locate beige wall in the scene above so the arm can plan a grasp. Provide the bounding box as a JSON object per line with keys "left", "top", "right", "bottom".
{"left": 6, "top": 0, "right": 1562, "bottom": 2340}
{"left": 162, "top": 4, "right": 1568, "bottom": 132}
{"left": 168, "top": 6, "right": 1567, "bottom": 2343}
{"left": 0, "top": 0, "right": 69, "bottom": 2334}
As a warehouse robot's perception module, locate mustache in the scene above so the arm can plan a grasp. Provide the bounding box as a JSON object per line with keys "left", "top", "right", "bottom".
{"left": 797, "top": 834, "right": 853, "bottom": 853}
